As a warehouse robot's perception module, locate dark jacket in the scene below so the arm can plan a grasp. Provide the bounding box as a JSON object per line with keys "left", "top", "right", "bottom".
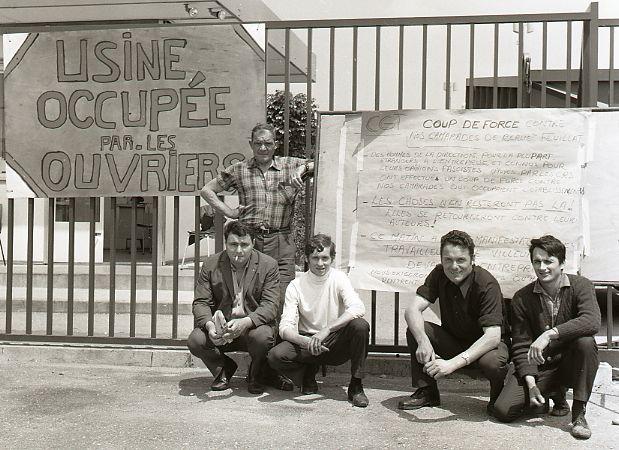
{"left": 192, "top": 249, "right": 281, "bottom": 330}
{"left": 510, "top": 273, "right": 601, "bottom": 378}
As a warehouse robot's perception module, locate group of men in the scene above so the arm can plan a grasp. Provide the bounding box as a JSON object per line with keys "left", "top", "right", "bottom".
{"left": 187, "top": 123, "right": 601, "bottom": 440}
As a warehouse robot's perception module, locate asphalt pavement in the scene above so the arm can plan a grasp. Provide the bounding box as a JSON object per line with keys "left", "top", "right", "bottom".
{"left": 1, "top": 361, "right": 618, "bottom": 449}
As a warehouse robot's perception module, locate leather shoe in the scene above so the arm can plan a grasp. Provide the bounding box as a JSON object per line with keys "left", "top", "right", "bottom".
{"left": 397, "top": 387, "right": 440, "bottom": 410}
{"left": 302, "top": 365, "right": 319, "bottom": 394}
{"left": 211, "top": 359, "right": 238, "bottom": 391}
{"left": 267, "top": 374, "right": 294, "bottom": 392}
{"left": 247, "top": 378, "right": 265, "bottom": 395}
{"left": 550, "top": 391, "right": 570, "bottom": 417}
{"left": 347, "top": 382, "right": 369, "bottom": 408}
{"left": 571, "top": 412, "right": 592, "bottom": 439}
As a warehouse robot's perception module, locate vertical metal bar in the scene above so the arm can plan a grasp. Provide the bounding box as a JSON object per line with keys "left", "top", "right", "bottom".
{"left": 67, "top": 198, "right": 75, "bottom": 335}
{"left": 46, "top": 198, "right": 54, "bottom": 335}
{"left": 5, "top": 199, "right": 14, "bottom": 334}
{"left": 398, "top": 25, "right": 404, "bottom": 109}
{"left": 172, "top": 196, "right": 179, "bottom": 339}
{"left": 375, "top": 26, "right": 381, "bottom": 110}
{"left": 393, "top": 292, "right": 400, "bottom": 346}
{"left": 581, "top": 2, "right": 599, "bottom": 107}
{"left": 305, "top": 28, "right": 313, "bottom": 246}
{"left": 469, "top": 24, "right": 475, "bottom": 108}
{"left": 493, "top": 23, "right": 499, "bottom": 108}
{"left": 264, "top": 27, "right": 269, "bottom": 122}
{"left": 422, "top": 24, "right": 428, "bottom": 109}
{"left": 284, "top": 27, "right": 291, "bottom": 156}
{"left": 352, "top": 26, "right": 358, "bottom": 111}
{"left": 150, "top": 196, "right": 158, "bottom": 338}
{"left": 445, "top": 24, "right": 451, "bottom": 109}
{"left": 194, "top": 196, "right": 200, "bottom": 276}
{"left": 371, "top": 290, "right": 377, "bottom": 346}
{"left": 109, "top": 197, "right": 116, "bottom": 337}
{"left": 517, "top": 23, "right": 524, "bottom": 108}
{"left": 566, "top": 21, "right": 572, "bottom": 107}
{"left": 87, "top": 197, "right": 96, "bottom": 336}
{"left": 214, "top": 205, "right": 225, "bottom": 253}
{"left": 130, "top": 198, "right": 137, "bottom": 337}
{"left": 541, "top": 22, "right": 548, "bottom": 107}
{"left": 26, "top": 198, "right": 34, "bottom": 334}
{"left": 329, "top": 27, "right": 335, "bottom": 111}
{"left": 610, "top": 27, "right": 615, "bottom": 107}
{"left": 608, "top": 286, "right": 614, "bottom": 348}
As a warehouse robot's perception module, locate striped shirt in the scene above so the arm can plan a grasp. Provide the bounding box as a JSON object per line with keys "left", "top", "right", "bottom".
{"left": 216, "top": 156, "right": 306, "bottom": 229}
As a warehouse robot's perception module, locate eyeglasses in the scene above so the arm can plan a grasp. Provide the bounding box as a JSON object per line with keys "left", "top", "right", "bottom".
{"left": 252, "top": 140, "right": 275, "bottom": 148}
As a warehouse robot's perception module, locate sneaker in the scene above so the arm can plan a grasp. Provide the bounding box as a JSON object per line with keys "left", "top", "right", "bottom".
{"left": 397, "top": 386, "right": 440, "bottom": 410}
{"left": 347, "top": 381, "right": 369, "bottom": 408}
{"left": 570, "top": 412, "right": 592, "bottom": 440}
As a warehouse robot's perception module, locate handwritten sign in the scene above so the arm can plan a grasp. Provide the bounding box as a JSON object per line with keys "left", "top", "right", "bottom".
{"left": 3, "top": 25, "right": 265, "bottom": 197}
{"left": 343, "top": 109, "right": 587, "bottom": 297}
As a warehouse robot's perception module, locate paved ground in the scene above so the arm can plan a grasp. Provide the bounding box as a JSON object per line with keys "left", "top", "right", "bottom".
{"left": 1, "top": 362, "right": 618, "bottom": 449}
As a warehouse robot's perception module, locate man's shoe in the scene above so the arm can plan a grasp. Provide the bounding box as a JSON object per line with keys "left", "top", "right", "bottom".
{"left": 397, "top": 387, "right": 440, "bottom": 410}
{"left": 247, "top": 378, "right": 265, "bottom": 395}
{"left": 347, "top": 382, "right": 369, "bottom": 408}
{"left": 571, "top": 413, "right": 592, "bottom": 440}
{"left": 550, "top": 392, "right": 570, "bottom": 417}
{"left": 486, "top": 402, "right": 496, "bottom": 417}
{"left": 302, "top": 378, "right": 319, "bottom": 395}
{"left": 301, "top": 364, "right": 320, "bottom": 395}
{"left": 211, "top": 359, "right": 238, "bottom": 391}
{"left": 267, "top": 374, "right": 294, "bottom": 392}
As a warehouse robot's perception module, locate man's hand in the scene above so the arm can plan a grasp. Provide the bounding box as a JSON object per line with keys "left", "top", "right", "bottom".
{"left": 306, "top": 328, "right": 330, "bottom": 356}
{"left": 290, "top": 166, "right": 306, "bottom": 189}
{"left": 223, "top": 317, "right": 253, "bottom": 340}
{"left": 528, "top": 384, "right": 545, "bottom": 407}
{"left": 423, "top": 358, "right": 456, "bottom": 379}
{"left": 226, "top": 205, "right": 246, "bottom": 220}
{"left": 415, "top": 338, "right": 436, "bottom": 365}
{"left": 527, "top": 331, "right": 552, "bottom": 365}
{"left": 205, "top": 322, "right": 227, "bottom": 346}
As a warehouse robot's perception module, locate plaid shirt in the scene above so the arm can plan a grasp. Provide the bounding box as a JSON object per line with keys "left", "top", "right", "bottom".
{"left": 216, "top": 156, "right": 306, "bottom": 229}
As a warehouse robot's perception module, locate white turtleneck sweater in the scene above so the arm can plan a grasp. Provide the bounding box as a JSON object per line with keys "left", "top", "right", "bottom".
{"left": 279, "top": 268, "right": 365, "bottom": 337}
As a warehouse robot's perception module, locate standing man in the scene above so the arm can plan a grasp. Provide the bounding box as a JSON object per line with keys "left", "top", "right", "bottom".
{"left": 200, "top": 123, "right": 313, "bottom": 303}
{"left": 398, "top": 230, "right": 509, "bottom": 414}
{"left": 267, "top": 234, "right": 370, "bottom": 407}
{"left": 187, "top": 221, "right": 291, "bottom": 395}
{"left": 493, "top": 235, "right": 600, "bottom": 440}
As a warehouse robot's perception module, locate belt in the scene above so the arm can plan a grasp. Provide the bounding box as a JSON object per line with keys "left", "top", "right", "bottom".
{"left": 252, "top": 226, "right": 290, "bottom": 237}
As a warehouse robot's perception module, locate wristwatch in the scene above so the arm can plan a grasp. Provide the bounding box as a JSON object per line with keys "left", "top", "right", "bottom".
{"left": 460, "top": 351, "right": 471, "bottom": 365}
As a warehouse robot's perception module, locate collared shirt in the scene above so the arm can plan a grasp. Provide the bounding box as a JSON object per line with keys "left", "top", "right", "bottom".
{"left": 416, "top": 264, "right": 504, "bottom": 345}
{"left": 533, "top": 273, "right": 570, "bottom": 328}
{"left": 216, "top": 156, "right": 306, "bottom": 229}
{"left": 230, "top": 260, "right": 250, "bottom": 318}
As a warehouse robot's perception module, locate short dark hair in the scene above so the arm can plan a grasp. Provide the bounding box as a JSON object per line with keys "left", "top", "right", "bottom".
{"left": 251, "top": 123, "right": 276, "bottom": 141}
{"left": 305, "top": 233, "right": 336, "bottom": 259}
{"left": 224, "top": 220, "right": 255, "bottom": 241}
{"left": 528, "top": 235, "right": 566, "bottom": 264}
{"left": 440, "top": 230, "right": 475, "bottom": 258}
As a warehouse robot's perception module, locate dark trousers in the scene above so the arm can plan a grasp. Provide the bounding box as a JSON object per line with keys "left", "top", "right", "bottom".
{"left": 253, "top": 232, "right": 295, "bottom": 312}
{"left": 267, "top": 318, "right": 370, "bottom": 386}
{"left": 406, "top": 322, "right": 509, "bottom": 401}
{"left": 493, "top": 336, "right": 599, "bottom": 422}
{"left": 187, "top": 324, "right": 275, "bottom": 380}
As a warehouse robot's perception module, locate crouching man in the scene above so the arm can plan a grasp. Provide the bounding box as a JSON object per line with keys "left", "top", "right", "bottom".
{"left": 398, "top": 230, "right": 509, "bottom": 414}
{"left": 493, "top": 235, "right": 601, "bottom": 440}
{"left": 187, "top": 221, "right": 292, "bottom": 395}
{"left": 268, "top": 234, "right": 371, "bottom": 407}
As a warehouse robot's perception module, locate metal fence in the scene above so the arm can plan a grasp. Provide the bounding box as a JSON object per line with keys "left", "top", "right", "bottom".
{"left": 0, "top": 4, "right": 617, "bottom": 352}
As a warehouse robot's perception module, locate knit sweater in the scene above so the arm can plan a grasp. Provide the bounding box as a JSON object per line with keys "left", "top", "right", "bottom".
{"left": 510, "top": 273, "right": 601, "bottom": 378}
{"left": 279, "top": 268, "right": 365, "bottom": 337}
